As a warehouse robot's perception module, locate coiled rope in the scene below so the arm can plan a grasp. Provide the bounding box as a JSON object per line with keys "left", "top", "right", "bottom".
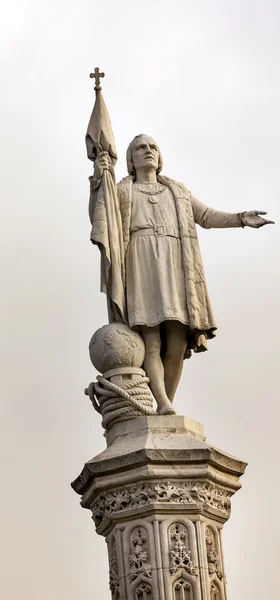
{"left": 85, "top": 375, "right": 155, "bottom": 429}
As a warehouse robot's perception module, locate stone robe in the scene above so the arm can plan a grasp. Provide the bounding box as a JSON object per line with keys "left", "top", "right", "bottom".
{"left": 126, "top": 184, "right": 189, "bottom": 328}
{"left": 89, "top": 174, "right": 242, "bottom": 354}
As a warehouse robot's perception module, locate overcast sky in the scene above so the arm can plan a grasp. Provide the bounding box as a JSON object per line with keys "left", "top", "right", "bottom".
{"left": 1, "top": 1, "right": 280, "bottom": 599}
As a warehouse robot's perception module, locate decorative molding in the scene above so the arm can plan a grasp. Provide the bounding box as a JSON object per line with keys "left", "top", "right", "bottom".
{"left": 92, "top": 481, "right": 231, "bottom": 525}
{"left": 210, "top": 582, "right": 220, "bottom": 599}
{"left": 174, "top": 578, "right": 194, "bottom": 600}
{"left": 129, "top": 527, "right": 152, "bottom": 582}
{"left": 135, "top": 583, "right": 152, "bottom": 599}
{"left": 109, "top": 538, "right": 120, "bottom": 599}
{"left": 174, "top": 579, "right": 191, "bottom": 590}
{"left": 169, "top": 523, "right": 197, "bottom": 576}
{"left": 205, "top": 527, "right": 223, "bottom": 580}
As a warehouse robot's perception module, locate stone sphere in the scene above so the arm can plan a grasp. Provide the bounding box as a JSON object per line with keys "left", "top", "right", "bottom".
{"left": 89, "top": 323, "right": 145, "bottom": 374}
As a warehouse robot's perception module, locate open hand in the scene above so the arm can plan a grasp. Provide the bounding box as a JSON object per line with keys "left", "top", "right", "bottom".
{"left": 93, "top": 151, "right": 111, "bottom": 181}
{"left": 241, "top": 210, "right": 275, "bottom": 228}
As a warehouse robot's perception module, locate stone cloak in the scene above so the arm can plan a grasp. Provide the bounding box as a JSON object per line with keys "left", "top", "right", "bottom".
{"left": 89, "top": 175, "right": 226, "bottom": 354}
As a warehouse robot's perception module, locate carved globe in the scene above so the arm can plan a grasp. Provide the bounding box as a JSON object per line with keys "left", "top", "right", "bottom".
{"left": 89, "top": 323, "right": 145, "bottom": 374}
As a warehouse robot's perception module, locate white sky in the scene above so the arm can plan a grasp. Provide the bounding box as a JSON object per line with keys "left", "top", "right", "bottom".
{"left": 1, "top": 1, "right": 279, "bottom": 599}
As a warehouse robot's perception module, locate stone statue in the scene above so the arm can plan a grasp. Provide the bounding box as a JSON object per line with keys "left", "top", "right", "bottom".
{"left": 87, "top": 69, "right": 274, "bottom": 416}
{"left": 72, "top": 69, "right": 263, "bottom": 600}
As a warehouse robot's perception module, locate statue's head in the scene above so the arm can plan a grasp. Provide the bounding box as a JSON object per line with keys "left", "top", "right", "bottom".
{"left": 126, "top": 134, "right": 163, "bottom": 177}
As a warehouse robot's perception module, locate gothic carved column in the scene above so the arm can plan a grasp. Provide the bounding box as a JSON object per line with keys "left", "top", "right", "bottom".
{"left": 72, "top": 415, "right": 246, "bottom": 600}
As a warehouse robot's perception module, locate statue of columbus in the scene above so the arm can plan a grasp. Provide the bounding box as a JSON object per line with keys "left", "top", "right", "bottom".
{"left": 87, "top": 69, "right": 274, "bottom": 415}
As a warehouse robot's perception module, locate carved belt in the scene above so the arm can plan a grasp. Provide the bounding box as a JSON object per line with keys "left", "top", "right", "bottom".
{"left": 131, "top": 226, "right": 180, "bottom": 238}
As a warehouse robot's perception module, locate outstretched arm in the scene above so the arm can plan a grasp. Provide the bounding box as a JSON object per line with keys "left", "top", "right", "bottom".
{"left": 191, "top": 194, "right": 243, "bottom": 229}
{"left": 191, "top": 195, "right": 274, "bottom": 229}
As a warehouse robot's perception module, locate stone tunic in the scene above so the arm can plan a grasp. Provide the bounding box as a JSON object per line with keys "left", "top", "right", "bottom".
{"left": 126, "top": 183, "right": 189, "bottom": 327}
{"left": 89, "top": 173, "right": 243, "bottom": 351}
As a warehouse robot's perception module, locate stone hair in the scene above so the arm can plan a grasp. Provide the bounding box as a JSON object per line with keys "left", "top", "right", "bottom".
{"left": 126, "top": 134, "right": 163, "bottom": 176}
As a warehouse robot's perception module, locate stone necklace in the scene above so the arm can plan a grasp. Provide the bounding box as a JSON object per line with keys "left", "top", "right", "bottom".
{"left": 133, "top": 182, "right": 166, "bottom": 204}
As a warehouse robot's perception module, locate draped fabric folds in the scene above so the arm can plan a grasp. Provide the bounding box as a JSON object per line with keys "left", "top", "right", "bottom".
{"left": 86, "top": 89, "right": 117, "bottom": 162}
{"left": 86, "top": 89, "right": 127, "bottom": 323}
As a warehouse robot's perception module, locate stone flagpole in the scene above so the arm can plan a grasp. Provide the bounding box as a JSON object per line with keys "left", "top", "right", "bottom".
{"left": 72, "top": 68, "right": 273, "bottom": 599}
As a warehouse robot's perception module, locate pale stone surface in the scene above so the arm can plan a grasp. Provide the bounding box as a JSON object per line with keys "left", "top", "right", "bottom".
{"left": 89, "top": 323, "right": 145, "bottom": 373}
{"left": 86, "top": 78, "right": 273, "bottom": 412}
{"left": 72, "top": 416, "right": 247, "bottom": 600}
{"left": 86, "top": 366, "right": 156, "bottom": 432}
{"left": 72, "top": 73, "right": 266, "bottom": 600}
{"left": 106, "top": 415, "right": 206, "bottom": 446}
{"left": 86, "top": 323, "right": 177, "bottom": 423}
{"left": 89, "top": 128, "right": 273, "bottom": 412}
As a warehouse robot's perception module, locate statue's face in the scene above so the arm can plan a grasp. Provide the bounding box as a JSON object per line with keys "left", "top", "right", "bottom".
{"left": 131, "top": 135, "right": 159, "bottom": 172}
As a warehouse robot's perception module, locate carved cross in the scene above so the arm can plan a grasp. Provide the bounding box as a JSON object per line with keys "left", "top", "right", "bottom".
{"left": 89, "top": 67, "right": 105, "bottom": 90}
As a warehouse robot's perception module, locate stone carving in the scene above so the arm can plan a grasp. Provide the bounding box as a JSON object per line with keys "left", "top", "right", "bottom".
{"left": 109, "top": 538, "right": 120, "bottom": 599}
{"left": 174, "top": 578, "right": 194, "bottom": 600}
{"left": 210, "top": 582, "right": 220, "bottom": 599}
{"left": 169, "top": 523, "right": 197, "bottom": 576}
{"left": 87, "top": 71, "right": 274, "bottom": 414}
{"left": 92, "top": 481, "right": 231, "bottom": 525}
{"left": 205, "top": 527, "right": 223, "bottom": 580}
{"left": 86, "top": 324, "right": 155, "bottom": 430}
{"left": 129, "top": 527, "right": 152, "bottom": 582}
{"left": 89, "top": 323, "right": 145, "bottom": 374}
{"left": 154, "top": 481, "right": 229, "bottom": 510}
{"left": 135, "top": 583, "right": 152, "bottom": 600}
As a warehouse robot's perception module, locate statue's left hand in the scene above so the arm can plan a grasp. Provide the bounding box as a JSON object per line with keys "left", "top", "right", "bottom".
{"left": 241, "top": 210, "right": 275, "bottom": 228}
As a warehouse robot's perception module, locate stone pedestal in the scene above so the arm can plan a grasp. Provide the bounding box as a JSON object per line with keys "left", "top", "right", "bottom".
{"left": 72, "top": 416, "right": 246, "bottom": 600}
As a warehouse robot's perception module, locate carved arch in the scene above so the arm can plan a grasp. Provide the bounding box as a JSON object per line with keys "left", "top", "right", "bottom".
{"left": 123, "top": 520, "right": 157, "bottom": 596}
{"left": 169, "top": 523, "right": 197, "bottom": 576}
{"left": 173, "top": 577, "right": 194, "bottom": 600}
{"left": 108, "top": 536, "right": 120, "bottom": 600}
{"left": 135, "top": 582, "right": 152, "bottom": 600}
{"left": 205, "top": 525, "right": 223, "bottom": 580}
{"left": 129, "top": 526, "right": 152, "bottom": 582}
{"left": 210, "top": 581, "right": 221, "bottom": 600}
{"left": 160, "top": 517, "right": 198, "bottom": 573}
